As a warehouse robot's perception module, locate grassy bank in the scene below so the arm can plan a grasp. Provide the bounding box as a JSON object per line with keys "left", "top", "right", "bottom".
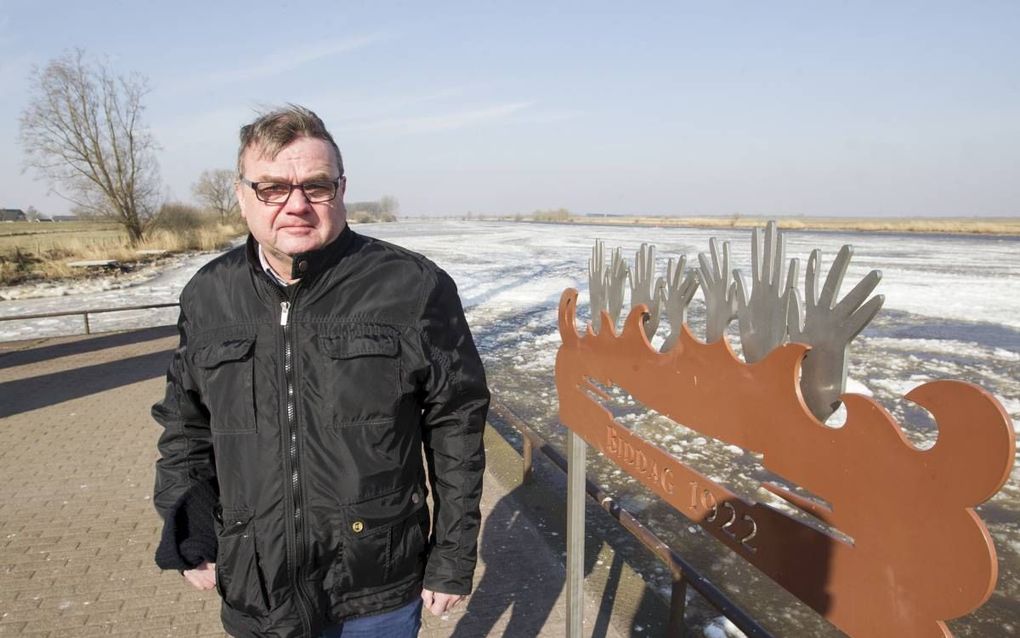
{"left": 0, "top": 218, "right": 246, "bottom": 286}
{"left": 526, "top": 215, "right": 1020, "bottom": 236}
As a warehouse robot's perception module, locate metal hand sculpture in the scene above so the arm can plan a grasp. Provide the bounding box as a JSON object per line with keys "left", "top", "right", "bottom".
{"left": 630, "top": 243, "right": 664, "bottom": 340}
{"left": 734, "top": 221, "right": 799, "bottom": 363}
{"left": 564, "top": 223, "right": 1009, "bottom": 637}
{"left": 660, "top": 256, "right": 699, "bottom": 353}
{"left": 557, "top": 287, "right": 1014, "bottom": 638}
{"left": 603, "top": 247, "right": 629, "bottom": 333}
{"left": 588, "top": 239, "right": 608, "bottom": 333}
{"left": 788, "top": 246, "right": 884, "bottom": 421}
{"left": 696, "top": 237, "right": 738, "bottom": 344}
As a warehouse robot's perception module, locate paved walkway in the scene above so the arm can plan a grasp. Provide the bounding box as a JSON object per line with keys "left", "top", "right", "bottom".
{"left": 0, "top": 328, "right": 633, "bottom": 637}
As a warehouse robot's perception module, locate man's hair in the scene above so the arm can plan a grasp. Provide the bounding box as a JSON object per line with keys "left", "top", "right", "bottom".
{"left": 237, "top": 104, "right": 344, "bottom": 178}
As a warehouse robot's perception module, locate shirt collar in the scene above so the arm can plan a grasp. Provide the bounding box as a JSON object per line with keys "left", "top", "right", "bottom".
{"left": 257, "top": 244, "right": 294, "bottom": 286}
{"left": 246, "top": 225, "right": 356, "bottom": 285}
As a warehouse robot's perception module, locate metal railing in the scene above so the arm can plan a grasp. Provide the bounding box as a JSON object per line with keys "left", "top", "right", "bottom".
{"left": 0, "top": 302, "right": 180, "bottom": 336}
{"left": 489, "top": 399, "right": 774, "bottom": 638}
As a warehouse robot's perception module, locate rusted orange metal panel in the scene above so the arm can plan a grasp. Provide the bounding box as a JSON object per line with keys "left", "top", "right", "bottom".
{"left": 556, "top": 289, "right": 1015, "bottom": 637}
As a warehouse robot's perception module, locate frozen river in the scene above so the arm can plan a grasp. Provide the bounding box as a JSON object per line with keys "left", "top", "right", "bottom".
{"left": 2, "top": 220, "right": 1018, "bottom": 636}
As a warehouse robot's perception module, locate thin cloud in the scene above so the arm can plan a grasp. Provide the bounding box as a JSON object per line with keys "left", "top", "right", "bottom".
{"left": 284, "top": 85, "right": 476, "bottom": 120}
{"left": 160, "top": 33, "right": 385, "bottom": 93}
{"left": 153, "top": 104, "right": 254, "bottom": 154}
{"left": 223, "top": 34, "right": 383, "bottom": 83}
{"left": 339, "top": 101, "right": 536, "bottom": 134}
{"left": 515, "top": 108, "right": 584, "bottom": 125}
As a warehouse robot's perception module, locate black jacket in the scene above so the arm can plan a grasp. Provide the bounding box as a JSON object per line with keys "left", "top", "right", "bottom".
{"left": 152, "top": 228, "right": 489, "bottom": 637}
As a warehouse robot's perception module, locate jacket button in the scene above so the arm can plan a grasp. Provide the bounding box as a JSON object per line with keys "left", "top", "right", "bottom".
{"left": 298, "top": 260, "right": 309, "bottom": 273}
{"left": 411, "top": 493, "right": 421, "bottom": 504}
{"left": 352, "top": 520, "right": 364, "bottom": 533}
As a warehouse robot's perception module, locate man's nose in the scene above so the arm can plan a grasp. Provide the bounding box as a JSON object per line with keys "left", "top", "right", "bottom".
{"left": 281, "top": 185, "right": 313, "bottom": 212}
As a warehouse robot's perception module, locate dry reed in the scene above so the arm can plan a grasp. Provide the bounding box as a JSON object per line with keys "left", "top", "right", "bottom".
{"left": 0, "top": 218, "right": 246, "bottom": 286}
{"left": 558, "top": 215, "right": 1020, "bottom": 235}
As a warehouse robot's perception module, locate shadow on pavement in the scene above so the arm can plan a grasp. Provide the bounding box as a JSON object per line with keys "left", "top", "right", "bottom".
{"left": 449, "top": 482, "right": 660, "bottom": 637}
{"left": 449, "top": 483, "right": 563, "bottom": 637}
{"left": 0, "top": 349, "right": 171, "bottom": 418}
{"left": 0, "top": 325, "right": 176, "bottom": 370}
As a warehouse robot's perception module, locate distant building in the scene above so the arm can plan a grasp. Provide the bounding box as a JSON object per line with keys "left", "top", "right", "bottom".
{"left": 0, "top": 208, "right": 27, "bottom": 222}
{"left": 51, "top": 215, "right": 78, "bottom": 222}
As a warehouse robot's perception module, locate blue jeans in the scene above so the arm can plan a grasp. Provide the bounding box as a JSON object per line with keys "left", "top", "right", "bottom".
{"left": 320, "top": 599, "right": 422, "bottom": 638}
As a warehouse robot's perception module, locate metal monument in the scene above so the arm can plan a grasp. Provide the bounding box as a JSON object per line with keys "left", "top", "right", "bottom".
{"left": 557, "top": 222, "right": 1015, "bottom": 637}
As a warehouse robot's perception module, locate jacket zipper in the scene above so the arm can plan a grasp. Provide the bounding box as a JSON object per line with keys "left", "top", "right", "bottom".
{"left": 279, "top": 295, "right": 313, "bottom": 635}
{"left": 282, "top": 300, "right": 300, "bottom": 523}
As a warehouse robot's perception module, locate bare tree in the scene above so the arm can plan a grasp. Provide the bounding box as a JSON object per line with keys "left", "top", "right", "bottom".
{"left": 24, "top": 206, "right": 41, "bottom": 222}
{"left": 379, "top": 195, "right": 399, "bottom": 215}
{"left": 193, "top": 169, "right": 239, "bottom": 220}
{"left": 19, "top": 49, "right": 160, "bottom": 244}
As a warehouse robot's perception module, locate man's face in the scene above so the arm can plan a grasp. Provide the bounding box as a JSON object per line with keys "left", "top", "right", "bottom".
{"left": 237, "top": 136, "right": 346, "bottom": 264}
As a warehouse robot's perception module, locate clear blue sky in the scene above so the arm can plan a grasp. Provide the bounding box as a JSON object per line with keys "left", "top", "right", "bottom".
{"left": 1, "top": 1, "right": 1018, "bottom": 217}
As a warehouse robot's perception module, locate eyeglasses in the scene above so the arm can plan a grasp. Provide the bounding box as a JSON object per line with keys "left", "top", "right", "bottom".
{"left": 240, "top": 177, "right": 343, "bottom": 204}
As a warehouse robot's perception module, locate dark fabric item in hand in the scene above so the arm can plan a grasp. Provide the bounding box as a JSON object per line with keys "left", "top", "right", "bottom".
{"left": 154, "top": 478, "right": 219, "bottom": 570}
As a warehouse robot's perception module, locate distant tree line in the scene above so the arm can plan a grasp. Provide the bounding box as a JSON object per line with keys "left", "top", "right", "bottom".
{"left": 530, "top": 208, "right": 572, "bottom": 222}
{"left": 347, "top": 196, "right": 399, "bottom": 223}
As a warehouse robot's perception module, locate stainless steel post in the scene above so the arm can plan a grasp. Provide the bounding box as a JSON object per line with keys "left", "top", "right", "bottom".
{"left": 566, "top": 430, "right": 586, "bottom": 638}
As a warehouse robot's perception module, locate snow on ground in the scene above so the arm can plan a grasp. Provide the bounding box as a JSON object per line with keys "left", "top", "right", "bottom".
{"left": 4, "top": 221, "right": 1018, "bottom": 339}
{"left": 1, "top": 220, "right": 1017, "bottom": 635}
{"left": 0, "top": 249, "right": 227, "bottom": 341}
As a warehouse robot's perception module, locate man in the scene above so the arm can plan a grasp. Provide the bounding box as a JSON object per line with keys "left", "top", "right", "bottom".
{"left": 152, "top": 105, "right": 489, "bottom": 638}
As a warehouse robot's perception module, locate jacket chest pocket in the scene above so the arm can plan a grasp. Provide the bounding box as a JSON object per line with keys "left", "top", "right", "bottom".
{"left": 320, "top": 328, "right": 400, "bottom": 426}
{"left": 193, "top": 333, "right": 257, "bottom": 434}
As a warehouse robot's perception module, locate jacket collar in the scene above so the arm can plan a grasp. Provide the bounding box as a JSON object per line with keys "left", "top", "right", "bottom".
{"left": 245, "top": 224, "right": 357, "bottom": 284}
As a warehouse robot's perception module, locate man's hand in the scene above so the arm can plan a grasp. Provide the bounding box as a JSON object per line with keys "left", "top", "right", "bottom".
{"left": 421, "top": 588, "right": 465, "bottom": 616}
{"left": 183, "top": 561, "right": 216, "bottom": 591}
